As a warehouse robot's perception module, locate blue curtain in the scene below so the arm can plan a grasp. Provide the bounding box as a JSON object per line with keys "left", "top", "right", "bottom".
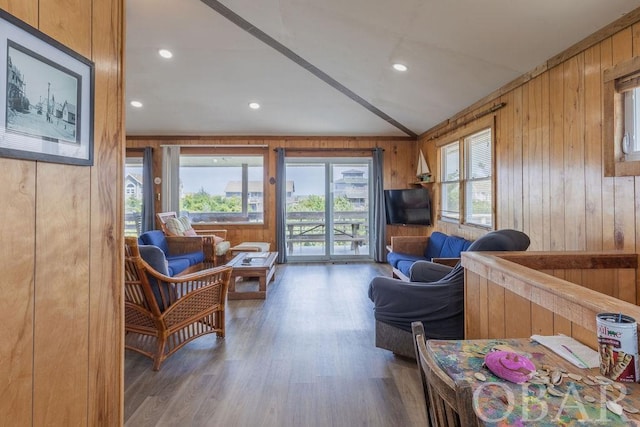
{"left": 141, "top": 147, "right": 155, "bottom": 232}
{"left": 275, "top": 148, "right": 287, "bottom": 263}
{"left": 372, "top": 148, "right": 386, "bottom": 262}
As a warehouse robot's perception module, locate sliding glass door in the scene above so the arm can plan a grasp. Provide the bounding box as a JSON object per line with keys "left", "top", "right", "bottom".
{"left": 285, "top": 157, "right": 372, "bottom": 261}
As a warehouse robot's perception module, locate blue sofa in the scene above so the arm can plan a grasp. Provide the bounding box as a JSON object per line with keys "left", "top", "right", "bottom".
{"left": 138, "top": 230, "right": 206, "bottom": 276}
{"left": 386, "top": 231, "right": 473, "bottom": 280}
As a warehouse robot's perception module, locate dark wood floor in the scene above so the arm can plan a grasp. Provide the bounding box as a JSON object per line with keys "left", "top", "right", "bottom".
{"left": 124, "top": 262, "right": 428, "bottom": 426}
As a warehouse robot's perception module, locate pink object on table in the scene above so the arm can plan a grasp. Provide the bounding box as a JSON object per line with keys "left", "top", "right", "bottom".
{"left": 484, "top": 350, "right": 536, "bottom": 384}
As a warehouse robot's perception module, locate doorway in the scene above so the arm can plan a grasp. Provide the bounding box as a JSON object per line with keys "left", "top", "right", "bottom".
{"left": 284, "top": 157, "right": 372, "bottom": 261}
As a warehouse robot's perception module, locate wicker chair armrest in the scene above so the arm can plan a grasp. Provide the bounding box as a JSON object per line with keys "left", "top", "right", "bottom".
{"left": 390, "top": 236, "right": 430, "bottom": 257}
{"left": 151, "top": 266, "right": 232, "bottom": 324}
{"left": 194, "top": 229, "right": 228, "bottom": 240}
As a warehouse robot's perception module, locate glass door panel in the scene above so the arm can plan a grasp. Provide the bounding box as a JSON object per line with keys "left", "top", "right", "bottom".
{"left": 331, "top": 163, "right": 370, "bottom": 257}
{"left": 285, "top": 163, "right": 327, "bottom": 259}
{"left": 285, "top": 158, "right": 372, "bottom": 261}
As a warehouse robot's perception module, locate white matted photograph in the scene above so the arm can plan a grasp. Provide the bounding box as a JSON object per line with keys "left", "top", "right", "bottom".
{"left": 0, "top": 10, "right": 94, "bottom": 166}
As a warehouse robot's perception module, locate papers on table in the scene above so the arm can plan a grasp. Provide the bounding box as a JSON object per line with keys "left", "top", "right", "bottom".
{"left": 530, "top": 335, "right": 600, "bottom": 369}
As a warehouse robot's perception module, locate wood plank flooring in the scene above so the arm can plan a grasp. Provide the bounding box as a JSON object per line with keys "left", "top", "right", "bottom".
{"left": 125, "top": 262, "right": 428, "bottom": 427}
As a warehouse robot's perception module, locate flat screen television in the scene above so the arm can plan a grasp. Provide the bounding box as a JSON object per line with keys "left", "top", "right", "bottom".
{"left": 384, "top": 188, "right": 431, "bottom": 225}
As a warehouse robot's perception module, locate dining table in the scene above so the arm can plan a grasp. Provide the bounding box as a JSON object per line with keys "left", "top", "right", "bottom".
{"left": 426, "top": 337, "right": 640, "bottom": 426}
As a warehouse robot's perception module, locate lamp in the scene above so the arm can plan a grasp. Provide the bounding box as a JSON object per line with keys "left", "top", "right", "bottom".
{"left": 417, "top": 149, "right": 431, "bottom": 182}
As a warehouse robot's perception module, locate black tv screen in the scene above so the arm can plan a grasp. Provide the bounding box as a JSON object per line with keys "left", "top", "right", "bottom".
{"left": 384, "top": 188, "right": 431, "bottom": 225}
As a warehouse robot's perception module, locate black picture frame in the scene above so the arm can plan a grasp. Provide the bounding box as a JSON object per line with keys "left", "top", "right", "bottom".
{"left": 0, "top": 9, "right": 94, "bottom": 166}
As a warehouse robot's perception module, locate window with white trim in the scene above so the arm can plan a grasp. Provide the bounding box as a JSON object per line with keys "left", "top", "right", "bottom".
{"left": 440, "top": 127, "right": 493, "bottom": 228}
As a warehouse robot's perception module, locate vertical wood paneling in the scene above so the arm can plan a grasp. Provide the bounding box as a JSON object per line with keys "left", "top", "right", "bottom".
{"left": 601, "top": 38, "right": 617, "bottom": 251}
{"left": 496, "top": 94, "right": 511, "bottom": 229}
{"left": 89, "top": 0, "right": 124, "bottom": 423}
{"left": 548, "top": 65, "right": 565, "bottom": 250}
{"left": 539, "top": 73, "right": 552, "bottom": 250}
{"left": 464, "top": 272, "right": 481, "bottom": 338}
{"left": 563, "top": 54, "right": 586, "bottom": 250}
{"left": 0, "top": 2, "right": 124, "bottom": 425}
{"left": 531, "top": 305, "right": 554, "bottom": 335}
{"left": 0, "top": 0, "right": 37, "bottom": 25}
{"left": 512, "top": 87, "right": 524, "bottom": 230}
{"left": 522, "top": 82, "right": 531, "bottom": 240}
{"left": 487, "top": 284, "right": 505, "bottom": 338}
{"left": 584, "top": 44, "right": 603, "bottom": 251}
{"left": 0, "top": 159, "right": 35, "bottom": 425}
{"left": 504, "top": 291, "right": 531, "bottom": 337}
{"left": 528, "top": 76, "right": 544, "bottom": 249}
{"left": 39, "top": 0, "right": 91, "bottom": 58}
{"left": 34, "top": 164, "right": 90, "bottom": 425}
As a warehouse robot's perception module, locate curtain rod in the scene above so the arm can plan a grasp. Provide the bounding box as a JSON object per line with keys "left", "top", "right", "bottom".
{"left": 273, "top": 147, "right": 384, "bottom": 152}
{"left": 159, "top": 144, "right": 269, "bottom": 148}
{"left": 427, "top": 102, "right": 506, "bottom": 141}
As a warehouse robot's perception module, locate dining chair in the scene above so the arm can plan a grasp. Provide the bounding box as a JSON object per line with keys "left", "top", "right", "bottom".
{"left": 412, "top": 321, "right": 479, "bottom": 427}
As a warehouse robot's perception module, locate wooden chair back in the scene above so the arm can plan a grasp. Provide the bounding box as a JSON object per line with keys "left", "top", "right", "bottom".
{"left": 412, "top": 322, "right": 478, "bottom": 427}
{"left": 124, "top": 236, "right": 232, "bottom": 370}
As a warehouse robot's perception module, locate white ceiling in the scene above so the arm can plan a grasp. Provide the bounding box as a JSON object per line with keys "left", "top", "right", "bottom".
{"left": 126, "top": 0, "right": 640, "bottom": 138}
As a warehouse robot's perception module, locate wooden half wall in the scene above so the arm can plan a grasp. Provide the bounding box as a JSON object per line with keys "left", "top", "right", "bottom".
{"left": 462, "top": 251, "right": 640, "bottom": 351}
{"left": 126, "top": 136, "right": 424, "bottom": 247}
{"left": 0, "top": 1, "right": 124, "bottom": 425}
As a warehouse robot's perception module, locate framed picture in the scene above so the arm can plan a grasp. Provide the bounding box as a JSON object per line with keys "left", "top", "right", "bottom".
{"left": 0, "top": 10, "right": 94, "bottom": 166}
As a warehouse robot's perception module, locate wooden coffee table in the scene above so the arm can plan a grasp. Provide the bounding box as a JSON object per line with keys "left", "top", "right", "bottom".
{"left": 225, "top": 252, "right": 278, "bottom": 299}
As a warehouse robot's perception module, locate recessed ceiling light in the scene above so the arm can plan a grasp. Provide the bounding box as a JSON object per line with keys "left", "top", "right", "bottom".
{"left": 392, "top": 63, "right": 408, "bottom": 72}
{"left": 130, "top": 100, "right": 143, "bottom": 108}
{"left": 158, "top": 49, "right": 173, "bottom": 59}
{"left": 249, "top": 102, "right": 261, "bottom": 110}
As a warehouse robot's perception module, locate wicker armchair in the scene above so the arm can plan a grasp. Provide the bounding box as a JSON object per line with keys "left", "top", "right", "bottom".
{"left": 124, "top": 237, "right": 232, "bottom": 370}
{"left": 157, "top": 211, "right": 231, "bottom": 265}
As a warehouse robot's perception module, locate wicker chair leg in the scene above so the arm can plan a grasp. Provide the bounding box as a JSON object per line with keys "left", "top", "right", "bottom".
{"left": 153, "top": 338, "right": 168, "bottom": 371}
{"left": 216, "top": 311, "right": 225, "bottom": 337}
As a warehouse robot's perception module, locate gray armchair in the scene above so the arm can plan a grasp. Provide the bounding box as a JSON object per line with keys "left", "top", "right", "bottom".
{"left": 368, "top": 229, "right": 530, "bottom": 358}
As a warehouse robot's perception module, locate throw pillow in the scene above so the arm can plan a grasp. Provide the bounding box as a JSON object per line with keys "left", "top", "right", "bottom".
{"left": 183, "top": 228, "right": 198, "bottom": 236}
{"left": 178, "top": 216, "right": 192, "bottom": 230}
{"left": 164, "top": 217, "right": 185, "bottom": 236}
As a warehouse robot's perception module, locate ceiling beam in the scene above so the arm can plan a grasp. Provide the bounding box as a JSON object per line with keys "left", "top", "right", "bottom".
{"left": 200, "top": 0, "right": 417, "bottom": 138}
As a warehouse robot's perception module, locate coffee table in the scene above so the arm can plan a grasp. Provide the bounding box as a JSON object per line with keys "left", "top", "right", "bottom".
{"left": 225, "top": 251, "right": 278, "bottom": 300}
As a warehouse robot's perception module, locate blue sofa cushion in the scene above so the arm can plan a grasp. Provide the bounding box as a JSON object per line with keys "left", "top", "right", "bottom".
{"left": 166, "top": 251, "right": 205, "bottom": 267}
{"left": 396, "top": 260, "right": 420, "bottom": 277}
{"left": 139, "top": 230, "right": 169, "bottom": 255}
{"left": 439, "top": 235, "right": 473, "bottom": 258}
{"left": 424, "top": 231, "right": 447, "bottom": 260}
{"left": 387, "top": 251, "right": 424, "bottom": 269}
{"left": 166, "top": 258, "right": 191, "bottom": 277}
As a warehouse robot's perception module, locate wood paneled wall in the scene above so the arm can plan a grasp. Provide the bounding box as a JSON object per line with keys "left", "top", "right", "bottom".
{"left": 420, "top": 10, "right": 640, "bottom": 250}
{"left": 127, "top": 136, "right": 426, "bottom": 247}
{"left": 0, "top": 1, "right": 124, "bottom": 425}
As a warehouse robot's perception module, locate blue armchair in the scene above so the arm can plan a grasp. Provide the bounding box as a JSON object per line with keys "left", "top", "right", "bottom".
{"left": 368, "top": 229, "right": 530, "bottom": 358}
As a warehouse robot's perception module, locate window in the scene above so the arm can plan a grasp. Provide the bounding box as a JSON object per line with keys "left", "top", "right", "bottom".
{"left": 124, "top": 155, "right": 143, "bottom": 236}
{"left": 441, "top": 142, "right": 460, "bottom": 220}
{"left": 178, "top": 154, "right": 264, "bottom": 224}
{"left": 464, "top": 129, "right": 492, "bottom": 226}
{"left": 439, "top": 127, "right": 493, "bottom": 228}
{"left": 603, "top": 57, "right": 640, "bottom": 176}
